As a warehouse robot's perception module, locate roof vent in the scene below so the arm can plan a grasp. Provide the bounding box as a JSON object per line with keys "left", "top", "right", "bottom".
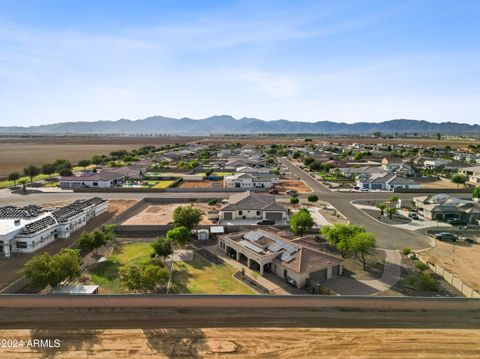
{"left": 14, "top": 219, "right": 21, "bottom": 226}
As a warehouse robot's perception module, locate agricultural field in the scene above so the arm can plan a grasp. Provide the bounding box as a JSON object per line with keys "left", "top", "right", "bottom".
{"left": 0, "top": 136, "right": 196, "bottom": 176}
{"left": 169, "top": 253, "right": 256, "bottom": 294}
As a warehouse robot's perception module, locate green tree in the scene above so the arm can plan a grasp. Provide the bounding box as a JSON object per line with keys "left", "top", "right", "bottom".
{"left": 23, "top": 249, "right": 81, "bottom": 289}
{"left": 78, "top": 159, "right": 91, "bottom": 170}
{"left": 473, "top": 187, "right": 480, "bottom": 199}
{"left": 386, "top": 206, "right": 397, "bottom": 220}
{"left": 321, "top": 223, "right": 366, "bottom": 257}
{"left": 290, "top": 208, "right": 314, "bottom": 235}
{"left": 307, "top": 194, "right": 318, "bottom": 203}
{"left": 290, "top": 196, "right": 299, "bottom": 205}
{"left": 59, "top": 167, "right": 73, "bottom": 176}
{"left": 120, "top": 263, "right": 169, "bottom": 293}
{"left": 349, "top": 232, "right": 376, "bottom": 270}
{"left": 173, "top": 205, "right": 204, "bottom": 229}
{"left": 166, "top": 226, "right": 191, "bottom": 247}
{"left": 389, "top": 195, "right": 399, "bottom": 203}
{"left": 76, "top": 227, "right": 114, "bottom": 253}
{"left": 451, "top": 174, "right": 467, "bottom": 187}
{"left": 151, "top": 237, "right": 173, "bottom": 258}
{"left": 7, "top": 172, "right": 20, "bottom": 186}
{"left": 23, "top": 165, "right": 40, "bottom": 183}
{"left": 436, "top": 132, "right": 441, "bottom": 140}
{"left": 354, "top": 152, "right": 364, "bottom": 160}
{"left": 41, "top": 163, "right": 56, "bottom": 178}
{"left": 376, "top": 202, "right": 386, "bottom": 216}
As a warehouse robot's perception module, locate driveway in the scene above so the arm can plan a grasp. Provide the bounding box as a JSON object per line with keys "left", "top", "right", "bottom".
{"left": 322, "top": 249, "right": 402, "bottom": 295}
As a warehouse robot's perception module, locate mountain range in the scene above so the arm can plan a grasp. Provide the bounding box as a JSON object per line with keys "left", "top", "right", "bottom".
{"left": 1, "top": 116, "right": 479, "bottom": 135}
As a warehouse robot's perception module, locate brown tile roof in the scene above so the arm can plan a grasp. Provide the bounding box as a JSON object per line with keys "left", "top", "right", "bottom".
{"left": 273, "top": 246, "right": 343, "bottom": 274}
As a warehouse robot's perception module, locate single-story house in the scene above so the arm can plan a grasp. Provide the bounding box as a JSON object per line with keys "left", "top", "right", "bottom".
{"left": 224, "top": 172, "right": 279, "bottom": 189}
{"left": 0, "top": 197, "right": 107, "bottom": 258}
{"left": 458, "top": 166, "right": 480, "bottom": 185}
{"left": 381, "top": 157, "right": 403, "bottom": 172}
{"left": 220, "top": 191, "right": 288, "bottom": 223}
{"left": 218, "top": 229, "right": 344, "bottom": 288}
{"left": 60, "top": 172, "right": 125, "bottom": 188}
{"left": 356, "top": 173, "right": 420, "bottom": 191}
{"left": 414, "top": 194, "right": 480, "bottom": 223}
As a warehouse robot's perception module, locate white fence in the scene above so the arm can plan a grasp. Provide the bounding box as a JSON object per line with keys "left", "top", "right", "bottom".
{"left": 419, "top": 256, "right": 480, "bottom": 298}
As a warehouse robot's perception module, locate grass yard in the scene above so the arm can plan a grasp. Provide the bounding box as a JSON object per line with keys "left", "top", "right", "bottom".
{"left": 212, "top": 171, "right": 234, "bottom": 177}
{"left": 90, "top": 243, "right": 154, "bottom": 293}
{"left": 152, "top": 180, "right": 176, "bottom": 189}
{"left": 169, "top": 253, "right": 256, "bottom": 294}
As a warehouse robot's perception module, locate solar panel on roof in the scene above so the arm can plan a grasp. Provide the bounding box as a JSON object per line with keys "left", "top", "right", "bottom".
{"left": 238, "top": 240, "right": 264, "bottom": 254}
{"left": 280, "top": 252, "right": 295, "bottom": 263}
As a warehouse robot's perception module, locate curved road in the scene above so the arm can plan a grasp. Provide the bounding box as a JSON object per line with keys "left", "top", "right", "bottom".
{"left": 280, "top": 158, "right": 432, "bottom": 250}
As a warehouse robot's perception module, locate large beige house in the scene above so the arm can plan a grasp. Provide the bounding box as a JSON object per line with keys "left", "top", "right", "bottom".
{"left": 218, "top": 229, "right": 343, "bottom": 288}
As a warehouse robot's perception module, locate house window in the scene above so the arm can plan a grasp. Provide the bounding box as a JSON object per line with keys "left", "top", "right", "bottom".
{"left": 239, "top": 211, "right": 243, "bottom": 215}
{"left": 16, "top": 242, "right": 27, "bottom": 249}
{"left": 93, "top": 182, "right": 98, "bottom": 186}
{"left": 256, "top": 211, "right": 260, "bottom": 216}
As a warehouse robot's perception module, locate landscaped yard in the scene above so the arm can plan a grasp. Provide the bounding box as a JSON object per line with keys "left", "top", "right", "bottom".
{"left": 90, "top": 242, "right": 154, "bottom": 293}
{"left": 169, "top": 253, "right": 256, "bottom": 294}
{"left": 152, "top": 180, "right": 176, "bottom": 189}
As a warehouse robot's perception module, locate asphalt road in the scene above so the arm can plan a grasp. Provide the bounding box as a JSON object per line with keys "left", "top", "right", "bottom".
{"left": 279, "top": 158, "right": 434, "bottom": 250}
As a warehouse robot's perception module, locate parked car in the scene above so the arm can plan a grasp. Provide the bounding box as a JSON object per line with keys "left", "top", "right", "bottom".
{"left": 360, "top": 188, "right": 369, "bottom": 192}
{"left": 408, "top": 212, "right": 420, "bottom": 220}
{"left": 286, "top": 190, "right": 297, "bottom": 196}
{"left": 268, "top": 188, "right": 279, "bottom": 194}
{"left": 286, "top": 277, "right": 297, "bottom": 287}
{"left": 446, "top": 218, "right": 467, "bottom": 226}
{"left": 257, "top": 219, "right": 275, "bottom": 225}
{"left": 434, "top": 232, "right": 458, "bottom": 242}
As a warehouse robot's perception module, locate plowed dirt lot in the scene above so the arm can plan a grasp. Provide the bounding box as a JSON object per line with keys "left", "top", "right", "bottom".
{"left": 1, "top": 328, "right": 479, "bottom": 358}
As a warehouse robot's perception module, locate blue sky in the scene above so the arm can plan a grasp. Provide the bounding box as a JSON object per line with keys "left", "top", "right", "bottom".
{"left": 1, "top": 0, "right": 479, "bottom": 126}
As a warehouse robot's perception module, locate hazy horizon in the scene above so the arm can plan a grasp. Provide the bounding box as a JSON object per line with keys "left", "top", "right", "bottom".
{"left": 1, "top": 0, "right": 479, "bottom": 126}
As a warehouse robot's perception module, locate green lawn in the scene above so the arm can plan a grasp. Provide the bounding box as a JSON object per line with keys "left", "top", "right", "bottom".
{"left": 212, "top": 172, "right": 234, "bottom": 177}
{"left": 90, "top": 243, "right": 154, "bottom": 293}
{"left": 152, "top": 180, "right": 176, "bottom": 189}
{"left": 169, "top": 253, "right": 256, "bottom": 294}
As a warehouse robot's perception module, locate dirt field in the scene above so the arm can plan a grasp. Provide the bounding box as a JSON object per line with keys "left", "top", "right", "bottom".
{"left": 1, "top": 328, "right": 479, "bottom": 358}
{"left": 121, "top": 203, "right": 220, "bottom": 225}
{"left": 0, "top": 136, "right": 197, "bottom": 176}
{"left": 421, "top": 179, "right": 469, "bottom": 189}
{"left": 277, "top": 179, "right": 312, "bottom": 194}
{"left": 177, "top": 180, "right": 224, "bottom": 189}
{"left": 422, "top": 240, "right": 480, "bottom": 291}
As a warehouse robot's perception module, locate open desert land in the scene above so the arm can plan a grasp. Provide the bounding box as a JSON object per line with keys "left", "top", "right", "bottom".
{"left": 277, "top": 179, "right": 312, "bottom": 194}
{"left": 1, "top": 328, "right": 479, "bottom": 358}
{"left": 0, "top": 136, "right": 198, "bottom": 176}
{"left": 121, "top": 203, "right": 220, "bottom": 225}
{"left": 422, "top": 240, "right": 480, "bottom": 292}
{"left": 177, "top": 180, "right": 224, "bottom": 188}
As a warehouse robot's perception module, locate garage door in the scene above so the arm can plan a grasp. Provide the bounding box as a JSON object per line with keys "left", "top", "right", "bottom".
{"left": 223, "top": 212, "right": 233, "bottom": 220}
{"left": 265, "top": 212, "right": 283, "bottom": 220}
{"left": 310, "top": 268, "right": 327, "bottom": 282}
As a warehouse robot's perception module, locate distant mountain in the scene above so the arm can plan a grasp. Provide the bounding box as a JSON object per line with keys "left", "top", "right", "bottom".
{"left": 0, "top": 116, "right": 479, "bottom": 135}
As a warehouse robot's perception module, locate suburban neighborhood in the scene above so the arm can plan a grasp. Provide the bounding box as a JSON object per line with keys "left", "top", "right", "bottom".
{"left": 0, "top": 137, "right": 479, "bottom": 300}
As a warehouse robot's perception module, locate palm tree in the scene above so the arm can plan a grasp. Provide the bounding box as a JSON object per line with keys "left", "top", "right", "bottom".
{"left": 386, "top": 207, "right": 397, "bottom": 220}
{"left": 376, "top": 202, "right": 386, "bottom": 216}
{"left": 8, "top": 172, "right": 20, "bottom": 186}
{"left": 23, "top": 165, "right": 40, "bottom": 183}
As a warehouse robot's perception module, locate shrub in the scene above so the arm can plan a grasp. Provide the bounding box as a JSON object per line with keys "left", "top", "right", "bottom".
{"left": 405, "top": 275, "right": 417, "bottom": 286}
{"left": 307, "top": 194, "right": 318, "bottom": 202}
{"left": 402, "top": 247, "right": 411, "bottom": 256}
{"left": 208, "top": 199, "right": 218, "bottom": 206}
{"left": 290, "top": 197, "right": 299, "bottom": 204}
{"left": 415, "top": 262, "right": 429, "bottom": 272}
{"left": 419, "top": 273, "right": 438, "bottom": 291}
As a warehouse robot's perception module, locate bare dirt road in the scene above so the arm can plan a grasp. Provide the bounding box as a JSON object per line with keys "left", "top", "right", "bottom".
{"left": 1, "top": 328, "right": 479, "bottom": 358}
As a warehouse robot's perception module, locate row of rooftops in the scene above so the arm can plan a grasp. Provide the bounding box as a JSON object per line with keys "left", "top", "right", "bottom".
{"left": 221, "top": 191, "right": 286, "bottom": 212}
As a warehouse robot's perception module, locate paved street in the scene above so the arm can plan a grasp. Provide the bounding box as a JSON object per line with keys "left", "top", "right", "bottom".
{"left": 279, "top": 158, "right": 433, "bottom": 250}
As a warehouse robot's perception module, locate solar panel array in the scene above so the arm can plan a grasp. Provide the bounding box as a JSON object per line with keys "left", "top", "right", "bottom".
{"left": 53, "top": 197, "right": 105, "bottom": 222}
{"left": 20, "top": 216, "right": 57, "bottom": 235}
{"left": 243, "top": 230, "right": 298, "bottom": 255}
{"left": 279, "top": 252, "right": 295, "bottom": 263}
{"left": 0, "top": 205, "right": 44, "bottom": 219}
{"left": 238, "top": 240, "right": 264, "bottom": 254}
